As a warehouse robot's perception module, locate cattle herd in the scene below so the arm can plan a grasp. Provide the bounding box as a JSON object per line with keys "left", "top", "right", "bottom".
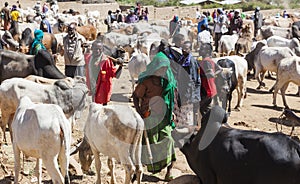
{"left": 0, "top": 2, "right": 300, "bottom": 184}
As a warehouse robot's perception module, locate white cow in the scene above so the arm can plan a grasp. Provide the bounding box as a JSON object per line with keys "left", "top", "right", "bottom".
{"left": 127, "top": 51, "right": 151, "bottom": 93}
{"left": 0, "top": 77, "right": 88, "bottom": 145}
{"left": 246, "top": 43, "right": 295, "bottom": 89}
{"left": 218, "top": 33, "right": 239, "bottom": 56}
{"left": 79, "top": 103, "right": 144, "bottom": 184}
{"left": 272, "top": 56, "right": 300, "bottom": 108}
{"left": 213, "top": 55, "right": 248, "bottom": 111}
{"left": 267, "top": 35, "right": 300, "bottom": 53}
{"left": 12, "top": 96, "right": 71, "bottom": 184}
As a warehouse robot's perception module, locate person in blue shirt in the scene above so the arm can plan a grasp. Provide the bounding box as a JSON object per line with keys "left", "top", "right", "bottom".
{"left": 197, "top": 14, "right": 208, "bottom": 33}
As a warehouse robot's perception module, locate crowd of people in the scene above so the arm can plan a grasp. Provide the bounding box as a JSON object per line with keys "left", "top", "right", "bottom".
{"left": 105, "top": 2, "right": 149, "bottom": 32}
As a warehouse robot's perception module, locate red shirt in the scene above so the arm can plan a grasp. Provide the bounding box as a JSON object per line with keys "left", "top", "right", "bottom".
{"left": 199, "top": 57, "right": 217, "bottom": 98}
{"left": 94, "top": 57, "right": 117, "bottom": 104}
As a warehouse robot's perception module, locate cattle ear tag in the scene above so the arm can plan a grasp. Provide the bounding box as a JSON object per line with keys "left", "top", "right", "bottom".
{"left": 198, "top": 119, "right": 222, "bottom": 151}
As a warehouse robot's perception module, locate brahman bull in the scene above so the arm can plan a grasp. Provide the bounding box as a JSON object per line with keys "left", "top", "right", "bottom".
{"left": 172, "top": 105, "right": 300, "bottom": 184}
{"left": 259, "top": 25, "right": 292, "bottom": 40}
{"left": 79, "top": 103, "right": 144, "bottom": 184}
{"left": 272, "top": 56, "right": 300, "bottom": 109}
{"left": 245, "top": 42, "right": 295, "bottom": 89}
{"left": 127, "top": 51, "right": 151, "bottom": 93}
{"left": 0, "top": 77, "right": 88, "bottom": 145}
{"left": 267, "top": 35, "right": 300, "bottom": 53}
{"left": 218, "top": 33, "right": 239, "bottom": 56}
{"left": 213, "top": 55, "right": 248, "bottom": 113}
{"left": 12, "top": 96, "right": 71, "bottom": 184}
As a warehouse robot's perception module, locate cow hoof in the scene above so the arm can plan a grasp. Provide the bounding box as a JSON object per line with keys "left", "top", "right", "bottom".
{"left": 256, "top": 86, "right": 261, "bottom": 90}
{"left": 234, "top": 107, "right": 241, "bottom": 111}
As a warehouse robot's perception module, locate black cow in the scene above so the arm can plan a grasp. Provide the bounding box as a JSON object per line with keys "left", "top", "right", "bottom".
{"left": 19, "top": 28, "right": 33, "bottom": 54}
{"left": 172, "top": 105, "right": 300, "bottom": 184}
{"left": 215, "top": 58, "right": 237, "bottom": 114}
{"left": 0, "top": 49, "right": 65, "bottom": 83}
{"left": 292, "top": 21, "right": 300, "bottom": 40}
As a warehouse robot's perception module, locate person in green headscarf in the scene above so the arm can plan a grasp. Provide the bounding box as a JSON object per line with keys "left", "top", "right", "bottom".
{"left": 132, "top": 42, "right": 177, "bottom": 181}
{"left": 30, "top": 29, "right": 46, "bottom": 55}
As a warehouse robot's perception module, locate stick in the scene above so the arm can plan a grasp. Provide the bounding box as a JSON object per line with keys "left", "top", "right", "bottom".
{"left": 143, "top": 130, "right": 154, "bottom": 172}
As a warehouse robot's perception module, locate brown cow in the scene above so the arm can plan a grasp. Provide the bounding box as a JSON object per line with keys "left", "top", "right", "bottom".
{"left": 76, "top": 25, "right": 97, "bottom": 41}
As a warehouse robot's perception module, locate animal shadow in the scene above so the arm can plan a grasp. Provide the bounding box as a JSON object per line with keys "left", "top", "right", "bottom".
{"left": 142, "top": 173, "right": 164, "bottom": 182}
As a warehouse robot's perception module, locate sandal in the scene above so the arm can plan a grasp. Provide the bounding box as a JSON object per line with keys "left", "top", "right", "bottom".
{"left": 164, "top": 175, "right": 175, "bottom": 182}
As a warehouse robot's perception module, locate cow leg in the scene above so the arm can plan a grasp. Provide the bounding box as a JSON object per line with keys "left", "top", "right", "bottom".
{"left": 123, "top": 161, "right": 134, "bottom": 184}
{"left": 227, "top": 92, "right": 233, "bottom": 114}
{"left": 43, "top": 156, "right": 64, "bottom": 184}
{"left": 281, "top": 82, "right": 290, "bottom": 109}
{"left": 108, "top": 157, "right": 117, "bottom": 184}
{"left": 34, "top": 158, "right": 42, "bottom": 184}
{"left": 133, "top": 132, "right": 143, "bottom": 184}
{"left": 272, "top": 80, "right": 283, "bottom": 107}
{"left": 91, "top": 148, "right": 101, "bottom": 184}
{"left": 8, "top": 113, "right": 14, "bottom": 143}
{"left": 13, "top": 144, "right": 21, "bottom": 184}
{"left": 58, "top": 143, "right": 70, "bottom": 184}
{"left": 234, "top": 78, "right": 246, "bottom": 110}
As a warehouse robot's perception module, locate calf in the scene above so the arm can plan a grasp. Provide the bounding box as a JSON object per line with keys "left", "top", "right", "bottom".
{"left": 172, "top": 105, "right": 300, "bottom": 184}
{"left": 79, "top": 103, "right": 144, "bottom": 184}
{"left": 12, "top": 96, "right": 71, "bottom": 184}
{"left": 272, "top": 56, "right": 300, "bottom": 109}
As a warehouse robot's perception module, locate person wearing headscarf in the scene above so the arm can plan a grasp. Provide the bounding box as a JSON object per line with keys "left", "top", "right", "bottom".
{"left": 125, "top": 8, "right": 138, "bottom": 24}
{"left": 30, "top": 29, "right": 46, "bottom": 55}
{"left": 169, "top": 15, "right": 180, "bottom": 38}
{"left": 63, "top": 22, "right": 86, "bottom": 78}
{"left": 40, "top": 13, "right": 52, "bottom": 33}
{"left": 92, "top": 39, "right": 123, "bottom": 105}
{"left": 133, "top": 42, "right": 177, "bottom": 181}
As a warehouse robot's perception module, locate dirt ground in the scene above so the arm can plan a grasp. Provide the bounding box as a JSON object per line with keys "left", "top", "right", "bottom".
{"left": 0, "top": 55, "right": 299, "bottom": 184}
{"left": 0, "top": 1, "right": 300, "bottom": 183}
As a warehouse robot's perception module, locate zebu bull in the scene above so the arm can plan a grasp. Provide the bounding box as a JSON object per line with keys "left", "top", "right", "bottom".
{"left": 12, "top": 96, "right": 71, "bottom": 184}
{"left": 79, "top": 103, "right": 144, "bottom": 184}
{"left": 0, "top": 77, "right": 88, "bottom": 145}
{"left": 172, "top": 105, "right": 300, "bottom": 184}
{"left": 272, "top": 56, "right": 300, "bottom": 109}
{"left": 213, "top": 56, "right": 248, "bottom": 113}
{"left": 245, "top": 42, "right": 295, "bottom": 89}
{"left": 127, "top": 51, "right": 151, "bottom": 93}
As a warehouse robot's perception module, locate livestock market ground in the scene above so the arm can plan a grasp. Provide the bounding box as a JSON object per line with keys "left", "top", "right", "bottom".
{"left": 0, "top": 1, "right": 300, "bottom": 183}
{"left": 0, "top": 56, "right": 300, "bottom": 184}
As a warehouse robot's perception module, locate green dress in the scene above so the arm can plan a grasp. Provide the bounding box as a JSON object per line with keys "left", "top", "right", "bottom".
{"left": 138, "top": 52, "right": 177, "bottom": 173}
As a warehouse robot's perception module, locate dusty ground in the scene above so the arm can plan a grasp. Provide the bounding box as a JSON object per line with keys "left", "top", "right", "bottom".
{"left": 0, "top": 1, "right": 300, "bottom": 183}
{"left": 0, "top": 55, "right": 299, "bottom": 184}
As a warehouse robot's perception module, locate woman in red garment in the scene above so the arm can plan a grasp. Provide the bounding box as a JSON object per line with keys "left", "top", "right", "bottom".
{"left": 92, "top": 40, "right": 123, "bottom": 105}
